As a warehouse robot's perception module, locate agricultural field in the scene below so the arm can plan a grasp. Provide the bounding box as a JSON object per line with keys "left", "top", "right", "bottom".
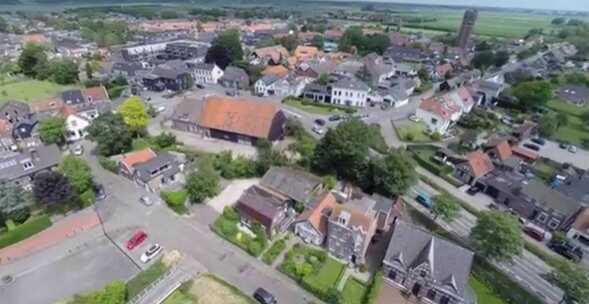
{"left": 0, "top": 80, "right": 77, "bottom": 104}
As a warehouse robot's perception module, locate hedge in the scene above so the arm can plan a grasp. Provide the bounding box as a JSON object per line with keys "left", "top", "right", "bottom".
{"left": 160, "top": 190, "right": 188, "bottom": 214}
{"left": 262, "top": 238, "right": 287, "bottom": 265}
{"left": 0, "top": 215, "right": 52, "bottom": 249}
{"left": 282, "top": 96, "right": 357, "bottom": 114}
{"left": 362, "top": 271, "right": 384, "bottom": 304}
{"left": 98, "top": 156, "right": 118, "bottom": 173}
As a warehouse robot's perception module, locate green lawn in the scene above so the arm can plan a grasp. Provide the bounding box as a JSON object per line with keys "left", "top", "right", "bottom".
{"left": 126, "top": 260, "right": 169, "bottom": 299}
{"left": 161, "top": 190, "right": 188, "bottom": 214}
{"left": 469, "top": 276, "right": 507, "bottom": 304}
{"left": 396, "top": 121, "right": 431, "bottom": 142}
{"left": 261, "top": 237, "right": 287, "bottom": 265}
{"left": 283, "top": 98, "right": 352, "bottom": 115}
{"left": 546, "top": 99, "right": 589, "bottom": 146}
{"left": 342, "top": 278, "right": 367, "bottom": 304}
{"left": 162, "top": 289, "right": 195, "bottom": 304}
{"left": 302, "top": 258, "right": 346, "bottom": 293}
{"left": 0, "top": 215, "right": 52, "bottom": 249}
{"left": 0, "top": 80, "right": 77, "bottom": 103}
{"left": 532, "top": 158, "right": 559, "bottom": 183}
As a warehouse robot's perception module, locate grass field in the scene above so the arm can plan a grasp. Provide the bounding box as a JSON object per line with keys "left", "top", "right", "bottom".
{"left": 546, "top": 99, "right": 589, "bottom": 146}
{"left": 396, "top": 121, "right": 431, "bottom": 142}
{"left": 126, "top": 260, "right": 169, "bottom": 299}
{"left": 469, "top": 276, "right": 507, "bottom": 304}
{"left": 0, "top": 80, "right": 77, "bottom": 103}
{"left": 0, "top": 215, "right": 52, "bottom": 249}
{"left": 342, "top": 278, "right": 367, "bottom": 304}
{"left": 302, "top": 258, "right": 346, "bottom": 293}
{"left": 396, "top": 10, "right": 574, "bottom": 38}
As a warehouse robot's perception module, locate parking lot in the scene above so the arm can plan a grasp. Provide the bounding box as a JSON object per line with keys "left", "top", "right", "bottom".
{"left": 520, "top": 139, "right": 589, "bottom": 170}
{"left": 0, "top": 237, "right": 137, "bottom": 304}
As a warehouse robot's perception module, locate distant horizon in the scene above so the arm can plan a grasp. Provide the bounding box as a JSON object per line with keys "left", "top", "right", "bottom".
{"left": 336, "top": 0, "right": 589, "bottom": 12}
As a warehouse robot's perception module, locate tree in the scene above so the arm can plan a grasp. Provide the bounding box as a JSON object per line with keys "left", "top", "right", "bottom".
{"left": 33, "top": 171, "right": 75, "bottom": 206}
{"left": 85, "top": 61, "right": 93, "bottom": 80}
{"left": 552, "top": 17, "right": 566, "bottom": 25}
{"left": 50, "top": 59, "right": 79, "bottom": 84}
{"left": 472, "top": 51, "right": 495, "bottom": 70}
{"left": 470, "top": 211, "right": 523, "bottom": 262}
{"left": 431, "top": 194, "right": 461, "bottom": 222}
{"left": 18, "top": 43, "right": 48, "bottom": 78}
{"left": 255, "top": 139, "right": 287, "bottom": 176}
{"left": 494, "top": 50, "right": 509, "bottom": 67}
{"left": 312, "top": 119, "right": 371, "bottom": 183}
{"left": 339, "top": 26, "right": 363, "bottom": 53}
{"left": 318, "top": 73, "right": 329, "bottom": 85}
{"left": 512, "top": 80, "right": 552, "bottom": 109}
{"left": 0, "top": 16, "right": 8, "bottom": 33}
{"left": 556, "top": 112, "right": 569, "bottom": 129}
{"left": 0, "top": 183, "right": 32, "bottom": 223}
{"left": 205, "top": 44, "right": 232, "bottom": 69}
{"left": 277, "top": 35, "right": 299, "bottom": 52}
{"left": 118, "top": 96, "right": 149, "bottom": 135}
{"left": 212, "top": 29, "right": 243, "bottom": 63}
{"left": 548, "top": 260, "right": 589, "bottom": 304}
{"left": 38, "top": 117, "right": 66, "bottom": 145}
{"left": 311, "top": 35, "right": 325, "bottom": 50}
{"left": 369, "top": 150, "right": 417, "bottom": 196}
{"left": 59, "top": 156, "right": 93, "bottom": 195}
{"left": 87, "top": 113, "right": 133, "bottom": 156}
{"left": 539, "top": 113, "right": 558, "bottom": 137}
{"left": 185, "top": 157, "right": 220, "bottom": 204}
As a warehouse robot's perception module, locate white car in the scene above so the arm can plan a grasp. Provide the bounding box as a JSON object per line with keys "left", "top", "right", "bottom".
{"left": 140, "top": 244, "right": 162, "bottom": 263}
{"left": 312, "top": 125, "right": 325, "bottom": 135}
{"left": 72, "top": 145, "right": 84, "bottom": 156}
{"left": 408, "top": 114, "right": 421, "bottom": 123}
{"left": 139, "top": 196, "right": 153, "bottom": 206}
{"left": 568, "top": 145, "right": 577, "bottom": 153}
{"left": 156, "top": 106, "right": 166, "bottom": 113}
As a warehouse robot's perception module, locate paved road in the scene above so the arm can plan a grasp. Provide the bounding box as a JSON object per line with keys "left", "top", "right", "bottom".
{"left": 519, "top": 139, "right": 589, "bottom": 170}
{"left": 407, "top": 183, "right": 563, "bottom": 304}
{"left": 84, "top": 142, "right": 321, "bottom": 304}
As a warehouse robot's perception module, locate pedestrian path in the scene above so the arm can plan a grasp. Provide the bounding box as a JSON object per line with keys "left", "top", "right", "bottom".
{"left": 336, "top": 269, "right": 351, "bottom": 291}
{"left": 270, "top": 236, "right": 299, "bottom": 269}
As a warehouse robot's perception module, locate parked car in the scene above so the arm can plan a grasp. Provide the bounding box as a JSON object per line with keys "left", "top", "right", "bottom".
{"left": 126, "top": 231, "right": 148, "bottom": 250}
{"left": 548, "top": 241, "right": 583, "bottom": 262}
{"left": 71, "top": 145, "right": 84, "bottom": 156}
{"left": 312, "top": 125, "right": 324, "bottom": 135}
{"left": 140, "top": 244, "right": 162, "bottom": 263}
{"left": 531, "top": 137, "right": 546, "bottom": 146}
{"left": 568, "top": 145, "right": 577, "bottom": 153}
{"left": 408, "top": 114, "right": 421, "bottom": 122}
{"left": 253, "top": 288, "right": 277, "bottom": 304}
{"left": 156, "top": 106, "right": 166, "bottom": 113}
{"left": 196, "top": 84, "right": 205, "bottom": 89}
{"left": 139, "top": 196, "right": 153, "bottom": 206}
{"left": 466, "top": 186, "right": 481, "bottom": 196}
{"left": 225, "top": 90, "right": 236, "bottom": 96}
{"left": 415, "top": 193, "right": 432, "bottom": 209}
{"left": 314, "top": 118, "right": 326, "bottom": 126}
{"left": 328, "top": 115, "right": 341, "bottom": 122}
{"left": 523, "top": 224, "right": 546, "bottom": 242}
{"left": 559, "top": 142, "right": 570, "bottom": 149}
{"left": 523, "top": 143, "right": 540, "bottom": 151}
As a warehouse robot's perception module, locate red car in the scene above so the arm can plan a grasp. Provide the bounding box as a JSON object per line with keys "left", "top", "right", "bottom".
{"left": 126, "top": 231, "right": 148, "bottom": 250}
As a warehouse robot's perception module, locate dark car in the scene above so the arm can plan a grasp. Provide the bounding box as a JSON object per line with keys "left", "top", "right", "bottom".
{"left": 328, "top": 115, "right": 341, "bottom": 122}
{"left": 531, "top": 137, "right": 546, "bottom": 146}
{"left": 196, "top": 84, "right": 205, "bottom": 89}
{"left": 253, "top": 288, "right": 277, "bottom": 304}
{"left": 314, "top": 118, "right": 326, "bottom": 126}
{"left": 559, "top": 141, "right": 569, "bottom": 149}
{"left": 548, "top": 241, "right": 583, "bottom": 262}
{"left": 523, "top": 143, "right": 540, "bottom": 151}
{"left": 466, "top": 186, "right": 481, "bottom": 196}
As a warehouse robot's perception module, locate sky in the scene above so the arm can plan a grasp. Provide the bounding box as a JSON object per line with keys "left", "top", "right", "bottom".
{"left": 368, "top": 0, "right": 589, "bottom": 12}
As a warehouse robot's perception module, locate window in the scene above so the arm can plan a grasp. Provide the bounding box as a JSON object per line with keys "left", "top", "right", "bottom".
{"left": 22, "top": 161, "right": 34, "bottom": 170}
{"left": 431, "top": 118, "right": 438, "bottom": 125}
{"left": 537, "top": 212, "right": 548, "bottom": 223}
{"left": 548, "top": 218, "right": 560, "bottom": 230}
{"left": 387, "top": 270, "right": 397, "bottom": 280}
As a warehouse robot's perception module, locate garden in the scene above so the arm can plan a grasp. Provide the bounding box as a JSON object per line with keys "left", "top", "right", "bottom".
{"left": 407, "top": 145, "right": 463, "bottom": 187}
{"left": 0, "top": 215, "right": 52, "bottom": 249}
{"left": 545, "top": 99, "right": 589, "bottom": 147}
{"left": 261, "top": 235, "right": 288, "bottom": 265}
{"left": 280, "top": 244, "right": 346, "bottom": 301}
{"left": 126, "top": 259, "right": 170, "bottom": 299}
{"left": 0, "top": 80, "right": 78, "bottom": 104}
{"left": 211, "top": 206, "right": 268, "bottom": 257}
{"left": 395, "top": 121, "right": 434, "bottom": 142}
{"left": 282, "top": 97, "right": 356, "bottom": 115}
{"left": 162, "top": 274, "right": 256, "bottom": 304}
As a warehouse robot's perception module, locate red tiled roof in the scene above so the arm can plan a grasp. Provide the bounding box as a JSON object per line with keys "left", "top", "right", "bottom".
{"left": 295, "top": 192, "right": 337, "bottom": 236}
{"left": 262, "top": 65, "right": 289, "bottom": 78}
{"left": 512, "top": 146, "right": 539, "bottom": 161}
{"left": 465, "top": 150, "right": 495, "bottom": 178}
{"left": 83, "top": 86, "right": 110, "bottom": 103}
{"left": 120, "top": 148, "right": 156, "bottom": 170}
{"left": 419, "top": 98, "right": 455, "bottom": 120}
{"left": 494, "top": 140, "right": 513, "bottom": 161}
{"left": 199, "top": 96, "right": 281, "bottom": 139}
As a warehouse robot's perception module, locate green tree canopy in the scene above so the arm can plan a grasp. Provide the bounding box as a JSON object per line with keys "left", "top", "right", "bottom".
{"left": 472, "top": 51, "right": 495, "bottom": 70}
{"left": 50, "top": 59, "right": 79, "bottom": 84}
{"left": 18, "top": 43, "right": 48, "bottom": 78}
{"left": 368, "top": 149, "right": 417, "bottom": 196}
{"left": 185, "top": 157, "right": 220, "bottom": 204}
{"left": 539, "top": 113, "right": 559, "bottom": 137}
{"left": 210, "top": 29, "right": 243, "bottom": 63}
{"left": 311, "top": 35, "right": 325, "bottom": 50}
{"left": 118, "top": 96, "right": 149, "bottom": 135}
{"left": 38, "top": 117, "right": 66, "bottom": 145}
{"left": 87, "top": 113, "right": 133, "bottom": 156}
{"left": 512, "top": 80, "right": 552, "bottom": 110}
{"left": 339, "top": 26, "right": 390, "bottom": 55}
{"left": 0, "top": 183, "right": 32, "bottom": 223}
{"left": 548, "top": 260, "right": 589, "bottom": 304}
{"left": 431, "top": 194, "right": 461, "bottom": 222}
{"left": 470, "top": 211, "right": 523, "bottom": 262}
{"left": 59, "top": 156, "right": 93, "bottom": 195}
{"left": 33, "top": 171, "right": 75, "bottom": 207}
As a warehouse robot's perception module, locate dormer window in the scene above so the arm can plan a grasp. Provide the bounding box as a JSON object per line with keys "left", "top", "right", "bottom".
{"left": 23, "top": 161, "right": 34, "bottom": 170}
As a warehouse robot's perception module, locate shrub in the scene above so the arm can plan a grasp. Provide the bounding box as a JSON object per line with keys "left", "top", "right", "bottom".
{"left": 405, "top": 133, "right": 415, "bottom": 141}
{"left": 247, "top": 240, "right": 264, "bottom": 256}
{"left": 153, "top": 132, "right": 176, "bottom": 148}
{"left": 430, "top": 132, "right": 442, "bottom": 141}
{"left": 219, "top": 219, "right": 238, "bottom": 236}
{"left": 160, "top": 190, "right": 188, "bottom": 214}
{"left": 5, "top": 219, "right": 16, "bottom": 231}
{"left": 79, "top": 189, "right": 96, "bottom": 207}
{"left": 222, "top": 206, "right": 240, "bottom": 221}
{"left": 359, "top": 264, "right": 368, "bottom": 273}
{"left": 98, "top": 156, "right": 118, "bottom": 173}
{"left": 363, "top": 271, "right": 384, "bottom": 304}
{"left": 0, "top": 215, "right": 52, "bottom": 249}
{"left": 262, "top": 238, "right": 287, "bottom": 265}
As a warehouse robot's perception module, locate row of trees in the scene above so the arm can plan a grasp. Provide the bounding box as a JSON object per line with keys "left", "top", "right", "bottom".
{"left": 18, "top": 43, "right": 79, "bottom": 84}
{"left": 338, "top": 26, "right": 390, "bottom": 55}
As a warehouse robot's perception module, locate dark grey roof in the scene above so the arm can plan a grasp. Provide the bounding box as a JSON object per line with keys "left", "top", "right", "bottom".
{"left": 236, "top": 185, "right": 288, "bottom": 225}
{"left": 371, "top": 193, "right": 395, "bottom": 214}
{"left": 303, "top": 82, "right": 330, "bottom": 94}
{"left": 521, "top": 179, "right": 583, "bottom": 217}
{"left": 0, "top": 144, "right": 61, "bottom": 181}
{"left": 172, "top": 97, "right": 205, "bottom": 123}
{"left": 133, "top": 152, "right": 179, "bottom": 183}
{"left": 556, "top": 172, "right": 589, "bottom": 204}
{"left": 0, "top": 101, "right": 32, "bottom": 121}
{"left": 333, "top": 76, "right": 370, "bottom": 91}
{"left": 384, "top": 221, "right": 474, "bottom": 297}
{"left": 112, "top": 61, "right": 144, "bottom": 76}
{"left": 221, "top": 66, "right": 248, "bottom": 82}
{"left": 260, "top": 166, "right": 322, "bottom": 203}
{"left": 192, "top": 63, "right": 216, "bottom": 71}
{"left": 557, "top": 84, "right": 589, "bottom": 105}
{"left": 62, "top": 90, "right": 85, "bottom": 105}
{"left": 258, "top": 75, "right": 281, "bottom": 86}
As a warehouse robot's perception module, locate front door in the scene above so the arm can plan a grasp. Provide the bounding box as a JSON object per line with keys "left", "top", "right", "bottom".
{"left": 412, "top": 283, "right": 421, "bottom": 296}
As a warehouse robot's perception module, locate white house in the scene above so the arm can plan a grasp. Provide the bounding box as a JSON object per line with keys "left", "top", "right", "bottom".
{"left": 192, "top": 63, "right": 224, "bottom": 84}
{"left": 331, "top": 77, "right": 370, "bottom": 107}
{"left": 65, "top": 114, "right": 91, "bottom": 142}
{"left": 256, "top": 74, "right": 312, "bottom": 97}
{"left": 255, "top": 75, "right": 281, "bottom": 96}
{"left": 416, "top": 87, "right": 472, "bottom": 135}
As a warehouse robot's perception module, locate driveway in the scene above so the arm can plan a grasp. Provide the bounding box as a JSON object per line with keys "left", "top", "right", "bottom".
{"left": 0, "top": 237, "right": 137, "bottom": 304}
{"left": 207, "top": 179, "right": 259, "bottom": 213}
{"left": 519, "top": 139, "right": 589, "bottom": 170}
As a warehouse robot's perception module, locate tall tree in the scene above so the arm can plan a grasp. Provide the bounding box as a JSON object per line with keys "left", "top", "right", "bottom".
{"left": 0, "top": 183, "right": 32, "bottom": 223}
{"left": 470, "top": 211, "right": 523, "bottom": 262}
{"left": 85, "top": 61, "right": 93, "bottom": 80}
{"left": 431, "top": 194, "right": 461, "bottom": 222}
{"left": 548, "top": 260, "right": 589, "bottom": 304}
{"left": 38, "top": 117, "right": 66, "bottom": 145}
{"left": 512, "top": 80, "right": 552, "bottom": 109}
{"left": 18, "top": 43, "right": 48, "bottom": 78}
{"left": 118, "top": 96, "right": 149, "bottom": 135}
{"left": 369, "top": 150, "right": 417, "bottom": 196}
{"left": 210, "top": 29, "right": 243, "bottom": 63}
{"left": 185, "top": 158, "right": 220, "bottom": 204}
{"left": 494, "top": 50, "right": 510, "bottom": 67}
{"left": 87, "top": 113, "right": 133, "bottom": 156}
{"left": 472, "top": 51, "right": 495, "bottom": 70}
{"left": 33, "top": 171, "right": 75, "bottom": 206}
{"left": 539, "top": 113, "right": 559, "bottom": 137}
{"left": 311, "top": 35, "right": 325, "bottom": 50}
{"left": 59, "top": 156, "right": 93, "bottom": 195}
{"left": 50, "top": 59, "right": 79, "bottom": 84}
{"left": 205, "top": 44, "right": 232, "bottom": 69}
